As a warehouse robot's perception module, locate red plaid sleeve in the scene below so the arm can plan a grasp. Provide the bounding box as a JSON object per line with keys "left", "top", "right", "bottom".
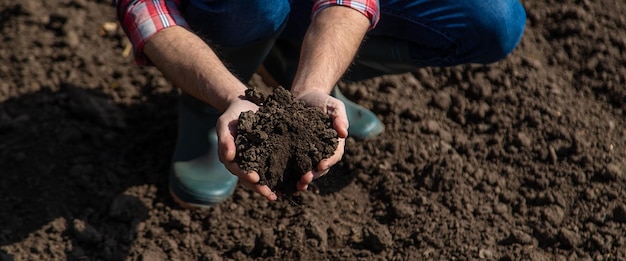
{"left": 117, "top": 0, "right": 188, "bottom": 65}
{"left": 312, "top": 0, "right": 380, "bottom": 29}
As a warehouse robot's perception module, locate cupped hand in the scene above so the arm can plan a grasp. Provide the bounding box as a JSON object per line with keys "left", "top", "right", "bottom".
{"left": 216, "top": 99, "right": 278, "bottom": 201}
{"left": 293, "top": 89, "right": 348, "bottom": 192}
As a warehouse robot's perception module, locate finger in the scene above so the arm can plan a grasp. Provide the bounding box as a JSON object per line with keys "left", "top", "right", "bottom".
{"left": 334, "top": 117, "right": 349, "bottom": 138}
{"left": 216, "top": 118, "right": 237, "bottom": 162}
{"left": 254, "top": 184, "right": 277, "bottom": 201}
{"left": 328, "top": 98, "right": 349, "bottom": 138}
{"left": 240, "top": 181, "right": 277, "bottom": 201}
{"left": 312, "top": 168, "right": 330, "bottom": 179}
{"left": 316, "top": 138, "right": 345, "bottom": 172}
{"left": 227, "top": 162, "right": 276, "bottom": 200}
{"left": 224, "top": 161, "right": 260, "bottom": 184}
{"left": 224, "top": 161, "right": 278, "bottom": 200}
{"left": 297, "top": 172, "right": 314, "bottom": 191}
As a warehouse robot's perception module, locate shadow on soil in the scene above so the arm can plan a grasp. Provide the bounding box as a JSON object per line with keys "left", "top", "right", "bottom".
{"left": 0, "top": 83, "right": 178, "bottom": 260}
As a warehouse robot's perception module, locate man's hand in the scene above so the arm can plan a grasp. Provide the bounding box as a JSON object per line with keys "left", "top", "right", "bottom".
{"left": 216, "top": 99, "right": 279, "bottom": 201}
{"left": 293, "top": 90, "right": 349, "bottom": 191}
{"left": 287, "top": 6, "right": 367, "bottom": 192}
{"left": 290, "top": 6, "right": 370, "bottom": 97}
{"left": 145, "top": 27, "right": 279, "bottom": 200}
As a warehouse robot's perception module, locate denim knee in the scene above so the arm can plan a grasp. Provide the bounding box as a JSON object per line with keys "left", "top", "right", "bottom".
{"left": 468, "top": 1, "right": 526, "bottom": 63}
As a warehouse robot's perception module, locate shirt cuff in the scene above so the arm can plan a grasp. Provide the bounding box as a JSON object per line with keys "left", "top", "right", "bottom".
{"left": 117, "top": 0, "right": 188, "bottom": 65}
{"left": 312, "top": 0, "right": 380, "bottom": 30}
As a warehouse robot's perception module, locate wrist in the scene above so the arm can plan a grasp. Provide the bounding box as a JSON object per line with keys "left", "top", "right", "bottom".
{"left": 222, "top": 87, "right": 249, "bottom": 106}
{"left": 291, "top": 83, "right": 333, "bottom": 99}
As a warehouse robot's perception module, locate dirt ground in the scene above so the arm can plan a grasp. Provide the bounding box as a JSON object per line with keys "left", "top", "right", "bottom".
{"left": 1, "top": 0, "right": 625, "bottom": 260}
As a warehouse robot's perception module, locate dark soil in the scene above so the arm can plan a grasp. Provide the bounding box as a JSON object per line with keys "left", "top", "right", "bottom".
{"left": 1, "top": 0, "right": 626, "bottom": 260}
{"left": 236, "top": 87, "right": 337, "bottom": 195}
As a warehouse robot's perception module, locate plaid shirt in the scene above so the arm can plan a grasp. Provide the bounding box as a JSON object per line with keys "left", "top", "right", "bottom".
{"left": 117, "top": 0, "right": 380, "bottom": 65}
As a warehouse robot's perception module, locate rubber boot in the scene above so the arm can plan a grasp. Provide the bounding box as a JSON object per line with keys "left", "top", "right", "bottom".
{"left": 169, "top": 33, "right": 281, "bottom": 208}
{"left": 169, "top": 94, "right": 238, "bottom": 208}
{"left": 331, "top": 87, "right": 384, "bottom": 139}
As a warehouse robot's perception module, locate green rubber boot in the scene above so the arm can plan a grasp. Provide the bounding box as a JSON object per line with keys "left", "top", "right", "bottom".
{"left": 169, "top": 94, "right": 238, "bottom": 208}
{"left": 331, "top": 87, "right": 384, "bottom": 140}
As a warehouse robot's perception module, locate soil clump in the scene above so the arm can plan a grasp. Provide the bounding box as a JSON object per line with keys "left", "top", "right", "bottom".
{"left": 236, "top": 87, "right": 338, "bottom": 195}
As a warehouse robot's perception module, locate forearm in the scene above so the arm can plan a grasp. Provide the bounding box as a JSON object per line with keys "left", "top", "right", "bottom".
{"left": 143, "top": 26, "right": 248, "bottom": 112}
{"left": 291, "top": 6, "right": 369, "bottom": 97}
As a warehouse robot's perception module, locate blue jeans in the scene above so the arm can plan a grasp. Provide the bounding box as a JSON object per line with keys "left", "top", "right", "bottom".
{"left": 184, "top": 0, "right": 526, "bottom": 81}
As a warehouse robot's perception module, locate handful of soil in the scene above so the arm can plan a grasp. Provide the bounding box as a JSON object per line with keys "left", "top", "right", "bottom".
{"left": 235, "top": 87, "right": 338, "bottom": 195}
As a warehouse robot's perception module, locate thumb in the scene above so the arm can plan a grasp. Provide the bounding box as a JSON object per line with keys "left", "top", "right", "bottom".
{"left": 328, "top": 98, "right": 349, "bottom": 138}
{"left": 216, "top": 118, "right": 237, "bottom": 163}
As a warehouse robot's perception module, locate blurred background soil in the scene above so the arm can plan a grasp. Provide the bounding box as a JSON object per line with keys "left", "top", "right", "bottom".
{"left": 1, "top": 0, "right": 625, "bottom": 260}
